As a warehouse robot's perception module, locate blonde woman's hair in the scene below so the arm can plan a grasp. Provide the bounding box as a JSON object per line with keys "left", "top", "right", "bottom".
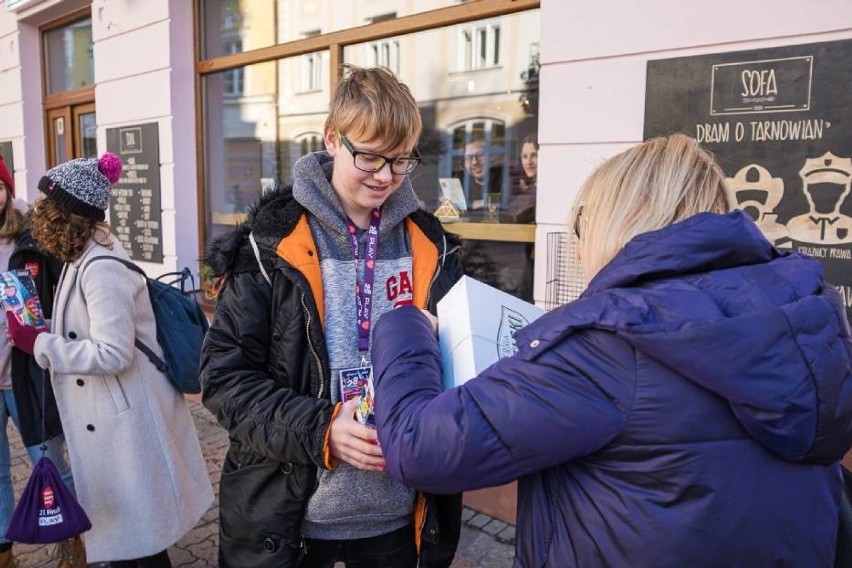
{"left": 571, "top": 133, "right": 733, "bottom": 279}
{"left": 0, "top": 182, "right": 23, "bottom": 240}
{"left": 326, "top": 65, "right": 422, "bottom": 154}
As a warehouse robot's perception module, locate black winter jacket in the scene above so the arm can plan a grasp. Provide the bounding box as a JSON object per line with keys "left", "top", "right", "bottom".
{"left": 201, "top": 187, "right": 464, "bottom": 568}
{"left": 9, "top": 229, "right": 64, "bottom": 447}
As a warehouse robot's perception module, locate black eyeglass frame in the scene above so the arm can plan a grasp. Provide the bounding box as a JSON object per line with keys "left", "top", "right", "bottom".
{"left": 339, "top": 134, "right": 422, "bottom": 176}
{"left": 573, "top": 205, "right": 584, "bottom": 240}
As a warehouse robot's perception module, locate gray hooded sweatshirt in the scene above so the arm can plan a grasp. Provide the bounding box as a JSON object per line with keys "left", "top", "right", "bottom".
{"left": 295, "top": 151, "right": 419, "bottom": 541}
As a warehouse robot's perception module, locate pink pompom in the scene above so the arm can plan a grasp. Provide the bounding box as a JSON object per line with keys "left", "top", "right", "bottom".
{"left": 98, "top": 152, "right": 123, "bottom": 184}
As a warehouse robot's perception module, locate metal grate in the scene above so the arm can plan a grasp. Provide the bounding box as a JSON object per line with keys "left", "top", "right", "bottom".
{"left": 544, "top": 231, "right": 586, "bottom": 310}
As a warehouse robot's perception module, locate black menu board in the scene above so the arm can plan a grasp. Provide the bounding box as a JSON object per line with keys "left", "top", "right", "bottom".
{"left": 106, "top": 123, "right": 163, "bottom": 263}
{"left": 644, "top": 39, "right": 852, "bottom": 319}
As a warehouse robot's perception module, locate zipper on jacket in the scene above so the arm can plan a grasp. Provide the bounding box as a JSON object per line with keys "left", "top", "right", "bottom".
{"left": 419, "top": 498, "right": 428, "bottom": 534}
{"left": 300, "top": 291, "right": 326, "bottom": 399}
{"left": 425, "top": 236, "right": 459, "bottom": 310}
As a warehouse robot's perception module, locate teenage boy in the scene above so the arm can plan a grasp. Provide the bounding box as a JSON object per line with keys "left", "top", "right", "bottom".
{"left": 201, "top": 65, "right": 464, "bottom": 568}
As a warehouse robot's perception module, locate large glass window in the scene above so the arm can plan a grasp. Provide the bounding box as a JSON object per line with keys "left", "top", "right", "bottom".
{"left": 43, "top": 17, "right": 94, "bottom": 94}
{"left": 42, "top": 14, "right": 96, "bottom": 167}
{"left": 203, "top": 53, "right": 329, "bottom": 239}
{"left": 199, "top": 1, "right": 540, "bottom": 301}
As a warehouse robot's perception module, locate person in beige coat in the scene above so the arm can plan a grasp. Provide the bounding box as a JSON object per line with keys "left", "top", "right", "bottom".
{"left": 6, "top": 153, "right": 213, "bottom": 567}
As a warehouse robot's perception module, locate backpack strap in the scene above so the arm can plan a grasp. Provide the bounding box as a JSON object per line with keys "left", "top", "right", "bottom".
{"left": 80, "top": 256, "right": 168, "bottom": 374}
{"left": 82, "top": 255, "right": 146, "bottom": 278}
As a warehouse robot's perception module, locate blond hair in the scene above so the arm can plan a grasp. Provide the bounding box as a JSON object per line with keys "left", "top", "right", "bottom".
{"left": 326, "top": 65, "right": 422, "bottom": 154}
{"left": 571, "top": 133, "right": 733, "bottom": 279}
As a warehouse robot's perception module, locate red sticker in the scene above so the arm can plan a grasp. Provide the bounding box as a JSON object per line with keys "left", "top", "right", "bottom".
{"left": 24, "top": 262, "right": 39, "bottom": 279}
{"left": 42, "top": 485, "right": 55, "bottom": 509}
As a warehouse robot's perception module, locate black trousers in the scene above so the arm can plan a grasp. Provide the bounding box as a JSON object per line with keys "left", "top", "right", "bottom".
{"left": 299, "top": 524, "right": 417, "bottom": 568}
{"left": 87, "top": 549, "right": 172, "bottom": 568}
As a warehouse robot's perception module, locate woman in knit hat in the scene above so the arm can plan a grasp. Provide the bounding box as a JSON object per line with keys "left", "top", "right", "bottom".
{"left": 6, "top": 153, "right": 213, "bottom": 567}
{"left": 0, "top": 155, "right": 83, "bottom": 568}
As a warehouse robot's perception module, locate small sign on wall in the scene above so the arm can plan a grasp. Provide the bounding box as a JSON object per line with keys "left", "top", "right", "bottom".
{"left": 644, "top": 38, "right": 852, "bottom": 319}
{"left": 106, "top": 123, "right": 164, "bottom": 264}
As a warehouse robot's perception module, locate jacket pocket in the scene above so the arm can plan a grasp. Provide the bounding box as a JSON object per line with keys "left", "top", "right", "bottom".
{"left": 219, "top": 446, "right": 312, "bottom": 567}
{"left": 101, "top": 375, "right": 130, "bottom": 414}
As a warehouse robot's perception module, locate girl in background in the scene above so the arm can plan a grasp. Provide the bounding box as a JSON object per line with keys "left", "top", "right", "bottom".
{"left": 0, "top": 155, "right": 82, "bottom": 568}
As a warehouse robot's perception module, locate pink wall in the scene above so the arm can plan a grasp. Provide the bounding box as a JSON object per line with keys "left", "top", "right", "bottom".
{"left": 532, "top": 0, "right": 852, "bottom": 302}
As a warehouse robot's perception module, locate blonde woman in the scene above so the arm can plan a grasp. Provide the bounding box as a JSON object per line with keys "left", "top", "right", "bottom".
{"left": 370, "top": 134, "right": 852, "bottom": 567}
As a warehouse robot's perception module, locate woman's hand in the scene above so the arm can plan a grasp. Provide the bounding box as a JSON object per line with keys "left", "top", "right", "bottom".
{"left": 6, "top": 313, "right": 44, "bottom": 355}
{"left": 328, "top": 398, "right": 386, "bottom": 471}
{"left": 420, "top": 309, "right": 438, "bottom": 335}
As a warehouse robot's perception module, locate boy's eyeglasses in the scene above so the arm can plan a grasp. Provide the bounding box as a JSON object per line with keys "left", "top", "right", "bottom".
{"left": 464, "top": 152, "right": 486, "bottom": 163}
{"left": 339, "top": 134, "right": 421, "bottom": 176}
{"left": 573, "top": 206, "right": 584, "bottom": 240}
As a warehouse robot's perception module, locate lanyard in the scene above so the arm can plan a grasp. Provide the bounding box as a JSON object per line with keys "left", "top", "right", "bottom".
{"left": 346, "top": 209, "right": 381, "bottom": 352}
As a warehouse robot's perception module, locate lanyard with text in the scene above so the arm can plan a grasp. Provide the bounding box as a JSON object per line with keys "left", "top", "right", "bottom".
{"left": 346, "top": 208, "right": 381, "bottom": 353}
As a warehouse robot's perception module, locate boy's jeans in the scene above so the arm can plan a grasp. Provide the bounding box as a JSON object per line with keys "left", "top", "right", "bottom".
{"left": 0, "top": 389, "right": 75, "bottom": 544}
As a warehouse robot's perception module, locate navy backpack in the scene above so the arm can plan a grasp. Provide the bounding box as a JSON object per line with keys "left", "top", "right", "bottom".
{"left": 83, "top": 256, "right": 209, "bottom": 394}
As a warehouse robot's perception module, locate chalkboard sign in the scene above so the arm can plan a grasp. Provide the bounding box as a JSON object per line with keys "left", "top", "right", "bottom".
{"left": 106, "top": 123, "right": 163, "bottom": 263}
{"left": 645, "top": 39, "right": 852, "bottom": 319}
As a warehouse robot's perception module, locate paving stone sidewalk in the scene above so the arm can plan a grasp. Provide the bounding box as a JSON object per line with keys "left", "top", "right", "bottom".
{"left": 8, "top": 400, "right": 515, "bottom": 567}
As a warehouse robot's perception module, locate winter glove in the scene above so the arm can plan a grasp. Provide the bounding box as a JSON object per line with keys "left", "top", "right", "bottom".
{"left": 6, "top": 312, "right": 44, "bottom": 355}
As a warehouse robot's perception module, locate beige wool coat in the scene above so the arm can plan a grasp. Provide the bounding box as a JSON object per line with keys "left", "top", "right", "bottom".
{"left": 32, "top": 238, "right": 213, "bottom": 563}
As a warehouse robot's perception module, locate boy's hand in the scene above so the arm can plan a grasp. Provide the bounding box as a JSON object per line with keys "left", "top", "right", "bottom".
{"left": 329, "top": 398, "right": 386, "bottom": 471}
{"left": 420, "top": 309, "right": 438, "bottom": 335}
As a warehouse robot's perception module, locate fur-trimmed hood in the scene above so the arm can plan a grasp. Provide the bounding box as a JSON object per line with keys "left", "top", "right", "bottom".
{"left": 204, "top": 186, "right": 303, "bottom": 277}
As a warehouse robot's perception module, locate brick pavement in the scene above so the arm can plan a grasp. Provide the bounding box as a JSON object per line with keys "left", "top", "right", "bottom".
{"left": 6, "top": 400, "right": 515, "bottom": 567}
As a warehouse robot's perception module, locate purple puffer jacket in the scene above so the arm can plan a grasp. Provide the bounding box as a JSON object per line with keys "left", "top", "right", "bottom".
{"left": 372, "top": 211, "right": 852, "bottom": 568}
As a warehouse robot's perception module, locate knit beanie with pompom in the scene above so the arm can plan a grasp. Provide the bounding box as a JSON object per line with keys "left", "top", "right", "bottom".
{"left": 37, "top": 153, "right": 122, "bottom": 221}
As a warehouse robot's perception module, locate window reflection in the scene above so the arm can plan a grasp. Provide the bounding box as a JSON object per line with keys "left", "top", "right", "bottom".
{"left": 200, "top": 5, "right": 540, "bottom": 301}
{"left": 460, "top": 23, "right": 501, "bottom": 71}
{"left": 342, "top": 10, "right": 540, "bottom": 226}
{"left": 461, "top": 240, "right": 534, "bottom": 302}
{"left": 200, "top": 1, "right": 462, "bottom": 55}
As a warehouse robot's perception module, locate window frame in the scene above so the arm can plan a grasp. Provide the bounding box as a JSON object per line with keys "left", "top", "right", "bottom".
{"left": 41, "top": 8, "right": 96, "bottom": 168}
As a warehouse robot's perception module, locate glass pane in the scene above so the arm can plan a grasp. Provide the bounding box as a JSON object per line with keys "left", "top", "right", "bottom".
{"left": 342, "top": 10, "right": 541, "bottom": 226}
{"left": 461, "top": 240, "right": 534, "bottom": 302}
{"left": 202, "top": 52, "right": 330, "bottom": 241}
{"left": 78, "top": 112, "right": 97, "bottom": 158}
{"left": 52, "top": 116, "right": 67, "bottom": 165}
{"left": 44, "top": 18, "right": 94, "bottom": 94}
{"left": 199, "top": 0, "right": 458, "bottom": 58}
